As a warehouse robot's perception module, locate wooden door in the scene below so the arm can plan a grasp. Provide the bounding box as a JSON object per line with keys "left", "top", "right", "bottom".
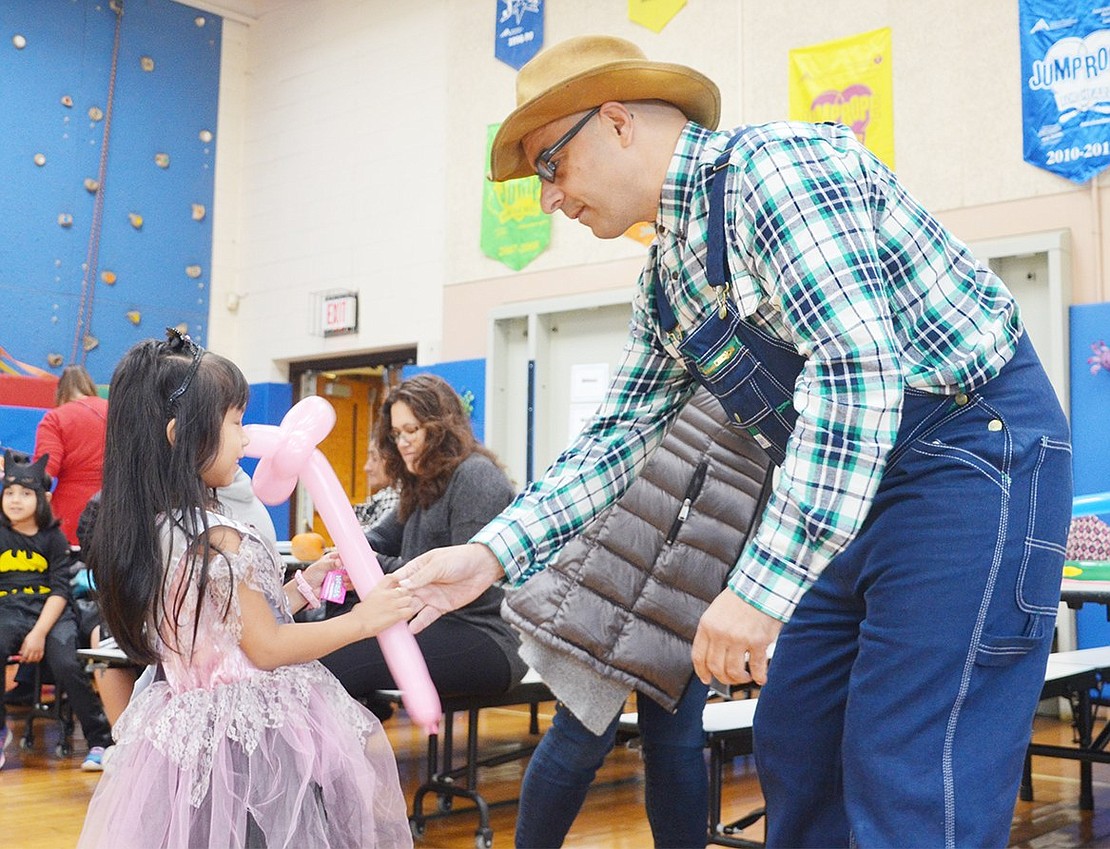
{"left": 309, "top": 373, "right": 388, "bottom": 543}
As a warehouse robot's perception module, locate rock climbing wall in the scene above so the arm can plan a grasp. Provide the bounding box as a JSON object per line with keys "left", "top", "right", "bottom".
{"left": 0, "top": 0, "right": 221, "bottom": 384}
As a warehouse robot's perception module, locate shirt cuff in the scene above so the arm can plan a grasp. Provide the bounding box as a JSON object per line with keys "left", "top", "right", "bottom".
{"left": 470, "top": 519, "right": 535, "bottom": 585}
{"left": 727, "top": 541, "right": 812, "bottom": 623}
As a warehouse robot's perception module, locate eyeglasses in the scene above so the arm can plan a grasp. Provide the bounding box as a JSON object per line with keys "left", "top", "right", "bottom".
{"left": 163, "top": 326, "right": 205, "bottom": 414}
{"left": 534, "top": 106, "right": 601, "bottom": 183}
{"left": 389, "top": 423, "right": 424, "bottom": 445}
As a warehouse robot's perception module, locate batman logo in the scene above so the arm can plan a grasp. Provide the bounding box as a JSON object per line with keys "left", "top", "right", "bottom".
{"left": 0, "top": 549, "right": 48, "bottom": 573}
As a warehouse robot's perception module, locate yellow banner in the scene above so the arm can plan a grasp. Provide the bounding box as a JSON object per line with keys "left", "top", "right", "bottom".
{"left": 481, "top": 123, "right": 550, "bottom": 271}
{"left": 628, "top": 0, "right": 686, "bottom": 33}
{"left": 789, "top": 27, "right": 894, "bottom": 168}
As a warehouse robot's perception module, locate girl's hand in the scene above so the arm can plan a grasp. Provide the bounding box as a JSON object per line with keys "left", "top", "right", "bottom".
{"left": 19, "top": 630, "right": 46, "bottom": 663}
{"left": 350, "top": 573, "right": 415, "bottom": 637}
{"left": 301, "top": 549, "right": 342, "bottom": 592}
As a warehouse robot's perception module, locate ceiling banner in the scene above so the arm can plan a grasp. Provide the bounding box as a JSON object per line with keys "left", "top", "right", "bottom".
{"left": 1020, "top": 1, "right": 1110, "bottom": 182}
{"left": 629, "top": 0, "right": 686, "bottom": 33}
{"left": 481, "top": 123, "right": 550, "bottom": 271}
{"left": 789, "top": 27, "right": 894, "bottom": 169}
{"left": 495, "top": 0, "right": 544, "bottom": 70}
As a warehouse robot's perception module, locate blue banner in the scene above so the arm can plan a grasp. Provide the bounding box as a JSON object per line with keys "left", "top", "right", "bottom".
{"left": 1020, "top": 1, "right": 1110, "bottom": 183}
{"left": 494, "top": 0, "right": 543, "bottom": 70}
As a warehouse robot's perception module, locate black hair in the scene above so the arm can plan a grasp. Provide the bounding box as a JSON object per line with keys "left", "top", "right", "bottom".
{"left": 88, "top": 335, "right": 249, "bottom": 665}
{"left": 76, "top": 491, "right": 100, "bottom": 552}
{"left": 1, "top": 450, "right": 58, "bottom": 532}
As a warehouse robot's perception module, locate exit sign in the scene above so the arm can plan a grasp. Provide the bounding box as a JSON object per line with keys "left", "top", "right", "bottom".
{"left": 322, "top": 293, "right": 358, "bottom": 337}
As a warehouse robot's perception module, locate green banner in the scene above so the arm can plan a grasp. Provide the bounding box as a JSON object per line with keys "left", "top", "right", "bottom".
{"left": 481, "top": 123, "right": 550, "bottom": 271}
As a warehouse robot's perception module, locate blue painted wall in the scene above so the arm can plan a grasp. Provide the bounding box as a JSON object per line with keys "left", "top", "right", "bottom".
{"left": 243, "top": 381, "right": 293, "bottom": 537}
{"left": 0, "top": 405, "right": 49, "bottom": 456}
{"left": 1068, "top": 302, "right": 1110, "bottom": 648}
{"left": 0, "top": 0, "right": 221, "bottom": 384}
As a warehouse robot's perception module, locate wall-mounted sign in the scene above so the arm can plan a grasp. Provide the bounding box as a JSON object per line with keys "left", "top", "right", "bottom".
{"left": 322, "top": 292, "right": 358, "bottom": 337}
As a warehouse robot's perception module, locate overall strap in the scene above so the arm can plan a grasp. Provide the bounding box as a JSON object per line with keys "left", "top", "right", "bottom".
{"left": 653, "top": 131, "right": 749, "bottom": 334}
{"left": 651, "top": 243, "right": 680, "bottom": 333}
{"left": 706, "top": 132, "right": 749, "bottom": 288}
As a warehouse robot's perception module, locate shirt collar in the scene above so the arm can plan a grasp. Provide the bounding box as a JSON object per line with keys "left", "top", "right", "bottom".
{"left": 656, "top": 121, "right": 727, "bottom": 241}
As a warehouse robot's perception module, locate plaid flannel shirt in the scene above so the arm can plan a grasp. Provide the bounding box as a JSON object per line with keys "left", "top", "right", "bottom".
{"left": 473, "top": 120, "right": 1021, "bottom": 621}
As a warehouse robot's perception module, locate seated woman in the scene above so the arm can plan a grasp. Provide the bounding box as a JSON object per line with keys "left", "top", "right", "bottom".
{"left": 321, "top": 374, "right": 526, "bottom": 705}
{"left": 353, "top": 439, "right": 400, "bottom": 535}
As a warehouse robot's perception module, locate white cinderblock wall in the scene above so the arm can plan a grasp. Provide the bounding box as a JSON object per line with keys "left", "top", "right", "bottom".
{"left": 210, "top": 0, "right": 449, "bottom": 382}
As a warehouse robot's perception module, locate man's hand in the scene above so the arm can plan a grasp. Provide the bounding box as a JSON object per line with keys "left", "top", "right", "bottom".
{"left": 692, "top": 589, "right": 782, "bottom": 686}
{"left": 393, "top": 543, "right": 506, "bottom": 633}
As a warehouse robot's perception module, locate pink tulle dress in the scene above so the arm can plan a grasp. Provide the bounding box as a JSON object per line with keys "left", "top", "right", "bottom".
{"left": 78, "top": 513, "right": 413, "bottom": 849}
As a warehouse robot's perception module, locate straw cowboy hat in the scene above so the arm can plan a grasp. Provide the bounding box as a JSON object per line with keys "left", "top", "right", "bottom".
{"left": 489, "top": 34, "right": 721, "bottom": 182}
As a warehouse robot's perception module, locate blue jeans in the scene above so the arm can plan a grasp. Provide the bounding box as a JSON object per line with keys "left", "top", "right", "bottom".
{"left": 515, "top": 677, "right": 710, "bottom": 848}
{"left": 754, "top": 335, "right": 1072, "bottom": 848}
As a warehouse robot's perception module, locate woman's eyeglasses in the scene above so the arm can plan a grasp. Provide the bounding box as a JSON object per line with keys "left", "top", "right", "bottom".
{"left": 389, "top": 423, "right": 424, "bottom": 445}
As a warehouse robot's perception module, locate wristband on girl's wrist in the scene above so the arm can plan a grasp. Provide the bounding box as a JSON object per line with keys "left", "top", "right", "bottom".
{"left": 294, "top": 569, "right": 321, "bottom": 610}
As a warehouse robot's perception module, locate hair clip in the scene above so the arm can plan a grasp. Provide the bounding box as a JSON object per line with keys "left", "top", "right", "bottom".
{"left": 164, "top": 327, "right": 206, "bottom": 414}
{"left": 165, "top": 326, "right": 200, "bottom": 355}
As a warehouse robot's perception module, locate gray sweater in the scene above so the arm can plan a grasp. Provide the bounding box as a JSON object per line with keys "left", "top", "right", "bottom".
{"left": 369, "top": 452, "right": 527, "bottom": 687}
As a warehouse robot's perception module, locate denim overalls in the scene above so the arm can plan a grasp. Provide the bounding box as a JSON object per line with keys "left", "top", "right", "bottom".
{"left": 654, "top": 139, "right": 1073, "bottom": 848}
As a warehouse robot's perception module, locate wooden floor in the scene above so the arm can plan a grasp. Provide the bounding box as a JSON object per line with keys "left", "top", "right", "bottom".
{"left": 3, "top": 698, "right": 1110, "bottom": 849}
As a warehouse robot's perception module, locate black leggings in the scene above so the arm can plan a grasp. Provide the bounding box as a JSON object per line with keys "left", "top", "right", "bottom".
{"left": 320, "top": 616, "right": 516, "bottom": 700}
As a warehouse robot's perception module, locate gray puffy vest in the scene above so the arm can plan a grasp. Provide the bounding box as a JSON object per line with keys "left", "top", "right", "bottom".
{"left": 502, "top": 387, "right": 772, "bottom": 711}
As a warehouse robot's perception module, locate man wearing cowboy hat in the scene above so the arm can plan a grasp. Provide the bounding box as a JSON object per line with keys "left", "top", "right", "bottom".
{"left": 398, "top": 35, "right": 1072, "bottom": 848}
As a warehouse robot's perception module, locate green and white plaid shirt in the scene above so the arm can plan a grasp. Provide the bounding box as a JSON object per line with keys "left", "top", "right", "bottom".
{"left": 473, "top": 120, "right": 1021, "bottom": 621}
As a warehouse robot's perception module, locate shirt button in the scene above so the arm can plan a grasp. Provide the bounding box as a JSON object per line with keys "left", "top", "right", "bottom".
{"left": 955, "top": 392, "right": 969, "bottom": 406}
{"left": 516, "top": 555, "right": 528, "bottom": 565}
{"left": 987, "top": 419, "right": 1003, "bottom": 432}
